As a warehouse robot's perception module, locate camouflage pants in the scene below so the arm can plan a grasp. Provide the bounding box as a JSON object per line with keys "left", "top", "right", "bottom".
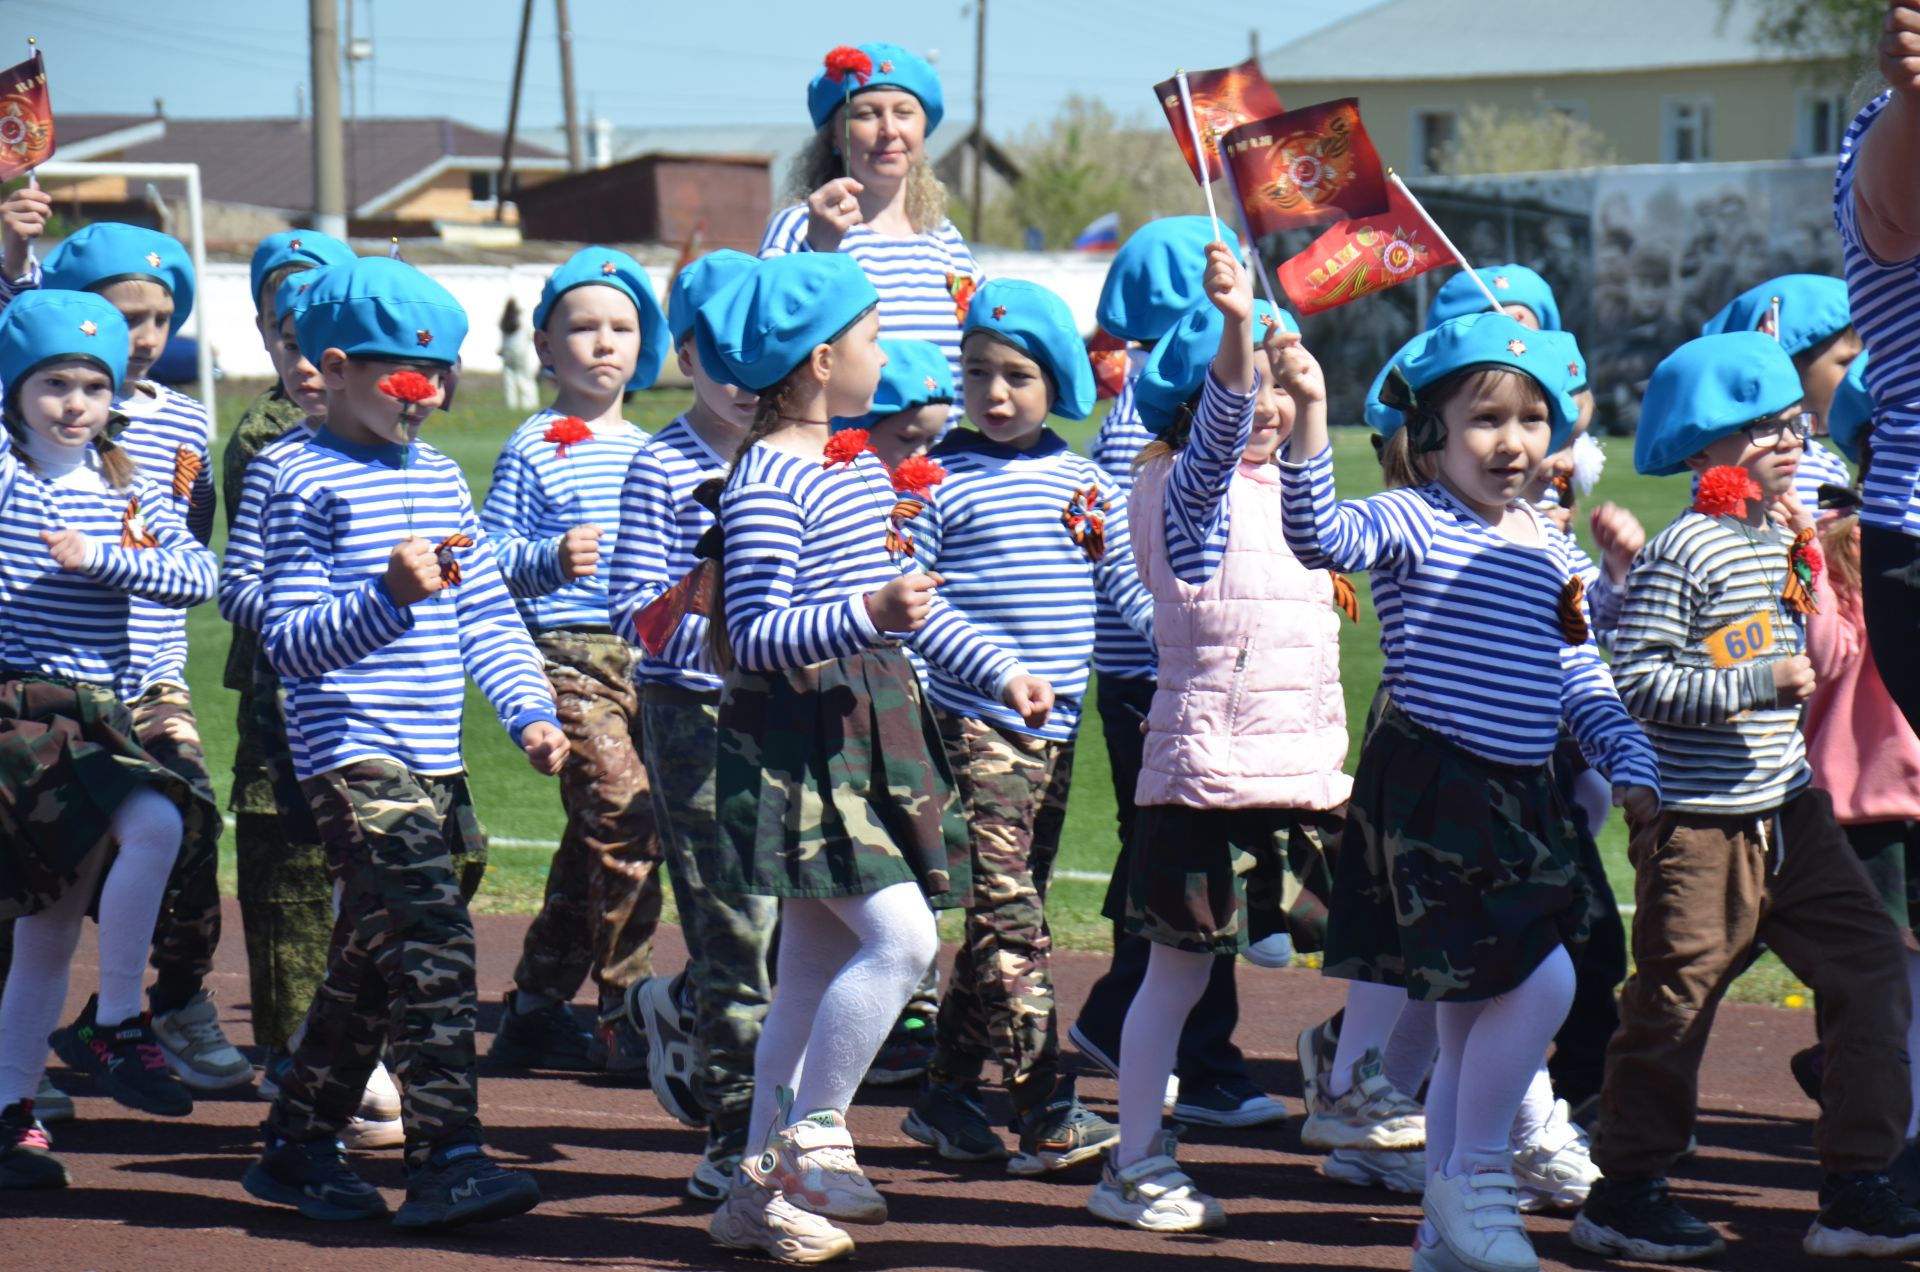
{"left": 931, "top": 709, "right": 1074, "bottom": 1109}
{"left": 233, "top": 652, "right": 333, "bottom": 1053}
{"left": 643, "top": 683, "right": 776, "bottom": 1135}
{"left": 515, "top": 631, "right": 661, "bottom": 1005}
{"left": 129, "top": 685, "right": 224, "bottom": 1009}
{"left": 268, "top": 759, "right": 489, "bottom": 1169}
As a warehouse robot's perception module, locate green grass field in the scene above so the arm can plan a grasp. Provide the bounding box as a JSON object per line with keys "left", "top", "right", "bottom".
{"left": 194, "top": 378, "right": 1808, "bottom": 1006}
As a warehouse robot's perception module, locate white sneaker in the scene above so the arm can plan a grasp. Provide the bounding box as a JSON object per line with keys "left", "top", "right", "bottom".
{"left": 1322, "top": 1147, "right": 1425, "bottom": 1193}
{"left": 711, "top": 1170, "right": 854, "bottom": 1264}
{"left": 1086, "top": 1136, "right": 1225, "bottom": 1233}
{"left": 1300, "top": 1048, "right": 1425, "bottom": 1151}
{"left": 757, "top": 1110, "right": 887, "bottom": 1225}
{"left": 1295, "top": 1016, "right": 1337, "bottom": 1106}
{"left": 357, "top": 1061, "right": 402, "bottom": 1122}
{"left": 634, "top": 975, "right": 703, "bottom": 1128}
{"left": 1511, "top": 1099, "right": 1599, "bottom": 1212}
{"left": 1423, "top": 1165, "right": 1538, "bottom": 1272}
{"left": 150, "top": 991, "right": 254, "bottom": 1090}
{"left": 1243, "top": 932, "right": 1294, "bottom": 968}
{"left": 340, "top": 1114, "right": 404, "bottom": 1150}
{"left": 32, "top": 1074, "right": 73, "bottom": 1124}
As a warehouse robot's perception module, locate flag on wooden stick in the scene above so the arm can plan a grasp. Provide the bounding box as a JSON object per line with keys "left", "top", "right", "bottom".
{"left": 1152, "top": 59, "right": 1283, "bottom": 186}
{"left": 1221, "top": 98, "right": 1388, "bottom": 236}
{"left": 0, "top": 48, "right": 53, "bottom": 183}
{"left": 1276, "top": 176, "right": 1460, "bottom": 314}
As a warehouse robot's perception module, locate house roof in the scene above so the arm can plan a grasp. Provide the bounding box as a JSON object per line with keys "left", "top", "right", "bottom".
{"left": 53, "top": 115, "right": 565, "bottom": 216}
{"left": 1261, "top": 0, "right": 1846, "bottom": 82}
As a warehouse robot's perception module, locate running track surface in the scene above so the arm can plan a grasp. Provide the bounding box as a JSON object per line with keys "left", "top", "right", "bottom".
{"left": 4, "top": 901, "right": 1849, "bottom": 1270}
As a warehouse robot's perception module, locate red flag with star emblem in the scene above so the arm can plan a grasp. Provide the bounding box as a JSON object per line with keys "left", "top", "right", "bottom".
{"left": 1275, "top": 178, "right": 1460, "bottom": 315}
{"left": 0, "top": 50, "right": 53, "bottom": 183}
{"left": 1153, "top": 60, "right": 1283, "bottom": 185}
{"left": 1222, "top": 99, "right": 1388, "bottom": 236}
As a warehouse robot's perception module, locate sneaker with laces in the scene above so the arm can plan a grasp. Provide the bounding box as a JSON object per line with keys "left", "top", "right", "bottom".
{"left": 391, "top": 1140, "right": 539, "bottom": 1230}
{"left": 1242, "top": 932, "right": 1294, "bottom": 969}
{"left": 690, "top": 1126, "right": 749, "bottom": 1202}
{"left": 1172, "top": 1076, "right": 1289, "bottom": 1128}
{"left": 1571, "top": 1174, "right": 1725, "bottom": 1262}
{"left": 755, "top": 1110, "right": 887, "bottom": 1224}
{"left": 32, "top": 1075, "right": 72, "bottom": 1124}
{"left": 633, "top": 975, "right": 702, "bottom": 1126}
{"left": 1423, "top": 1164, "right": 1538, "bottom": 1272}
{"left": 1300, "top": 1047, "right": 1423, "bottom": 1151}
{"left": 150, "top": 990, "right": 254, "bottom": 1090}
{"left": 1323, "top": 1147, "right": 1426, "bottom": 1194}
{"left": 243, "top": 1132, "right": 389, "bottom": 1220}
{"left": 50, "top": 997, "right": 192, "bottom": 1118}
{"left": 487, "top": 992, "right": 594, "bottom": 1071}
{"left": 589, "top": 993, "right": 649, "bottom": 1078}
{"left": 1066, "top": 1020, "right": 1179, "bottom": 1107}
{"left": 1086, "top": 1133, "right": 1225, "bottom": 1232}
{"left": 1007, "top": 1078, "right": 1118, "bottom": 1177}
{"left": 1804, "top": 1171, "right": 1920, "bottom": 1258}
{"left": 1295, "top": 1016, "right": 1338, "bottom": 1106}
{"left": 903, "top": 1082, "right": 1007, "bottom": 1161}
{"left": 863, "top": 1014, "right": 934, "bottom": 1087}
{"left": 1512, "top": 1098, "right": 1599, "bottom": 1212}
{"left": 710, "top": 1165, "right": 854, "bottom": 1264}
{"left": 0, "top": 1102, "right": 68, "bottom": 1190}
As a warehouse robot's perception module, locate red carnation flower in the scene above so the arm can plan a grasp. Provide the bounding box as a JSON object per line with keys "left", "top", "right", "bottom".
{"left": 544, "top": 415, "right": 592, "bottom": 457}
{"left": 1693, "top": 466, "right": 1762, "bottom": 519}
{"left": 823, "top": 428, "right": 873, "bottom": 468}
{"left": 377, "top": 370, "right": 439, "bottom": 404}
{"left": 823, "top": 45, "right": 873, "bottom": 85}
{"left": 891, "top": 455, "right": 947, "bottom": 496}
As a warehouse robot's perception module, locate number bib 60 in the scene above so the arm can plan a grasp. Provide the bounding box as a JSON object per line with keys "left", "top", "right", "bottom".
{"left": 1703, "top": 610, "right": 1775, "bottom": 668}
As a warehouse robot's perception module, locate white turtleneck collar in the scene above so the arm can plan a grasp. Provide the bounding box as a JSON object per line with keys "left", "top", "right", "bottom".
{"left": 18, "top": 426, "right": 90, "bottom": 479}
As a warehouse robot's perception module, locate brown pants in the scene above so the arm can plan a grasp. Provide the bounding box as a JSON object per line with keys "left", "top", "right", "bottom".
{"left": 1597, "top": 786, "right": 1912, "bottom": 1178}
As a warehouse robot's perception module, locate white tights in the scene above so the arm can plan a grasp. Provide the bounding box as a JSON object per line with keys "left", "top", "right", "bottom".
{"left": 1328, "top": 980, "right": 1411, "bottom": 1096}
{"left": 0, "top": 787, "right": 181, "bottom": 1106}
{"left": 747, "top": 882, "right": 939, "bottom": 1142}
{"left": 1115, "top": 942, "right": 1213, "bottom": 1168}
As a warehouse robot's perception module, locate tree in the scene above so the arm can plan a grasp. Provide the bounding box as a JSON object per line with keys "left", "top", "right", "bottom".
{"left": 1435, "top": 102, "right": 1619, "bottom": 176}
{"left": 1735, "top": 0, "right": 1883, "bottom": 62}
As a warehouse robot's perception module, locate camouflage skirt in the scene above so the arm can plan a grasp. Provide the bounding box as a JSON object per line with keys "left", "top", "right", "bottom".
{"left": 1323, "top": 701, "right": 1590, "bottom": 1003}
{"left": 1124, "top": 803, "right": 1341, "bottom": 955}
{"left": 715, "top": 647, "right": 970, "bottom": 908}
{"left": 0, "top": 673, "right": 216, "bottom": 920}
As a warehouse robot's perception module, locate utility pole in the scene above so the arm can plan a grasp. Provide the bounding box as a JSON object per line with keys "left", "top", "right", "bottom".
{"left": 1249, "top": 28, "right": 1260, "bottom": 65}
{"left": 498, "top": 0, "right": 534, "bottom": 222}
{"left": 556, "top": 0, "right": 584, "bottom": 172}
{"left": 309, "top": 0, "right": 346, "bottom": 238}
{"left": 971, "top": 0, "right": 986, "bottom": 240}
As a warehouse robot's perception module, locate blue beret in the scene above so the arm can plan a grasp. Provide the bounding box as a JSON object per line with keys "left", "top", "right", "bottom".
{"left": 1134, "top": 300, "right": 1296, "bottom": 434}
{"left": 695, "top": 253, "right": 878, "bottom": 393}
{"left": 669, "top": 250, "right": 759, "bottom": 344}
{"left": 808, "top": 43, "right": 944, "bottom": 135}
{"left": 1426, "top": 264, "right": 1560, "bottom": 333}
{"left": 0, "top": 290, "right": 130, "bottom": 399}
{"left": 1827, "top": 350, "right": 1872, "bottom": 465}
{"left": 43, "top": 222, "right": 195, "bottom": 335}
{"left": 848, "top": 339, "right": 953, "bottom": 430}
{"left": 1699, "top": 274, "right": 1851, "bottom": 357}
{"left": 272, "top": 264, "right": 339, "bottom": 348}
{"left": 1388, "top": 313, "right": 1582, "bottom": 449}
{"left": 532, "top": 246, "right": 670, "bottom": 391}
{"left": 1096, "top": 216, "right": 1246, "bottom": 343}
{"left": 294, "top": 257, "right": 469, "bottom": 368}
{"left": 1634, "top": 332, "right": 1804, "bottom": 476}
{"left": 1363, "top": 335, "right": 1424, "bottom": 435}
{"left": 248, "top": 229, "right": 355, "bottom": 310}
{"left": 962, "top": 278, "right": 1095, "bottom": 420}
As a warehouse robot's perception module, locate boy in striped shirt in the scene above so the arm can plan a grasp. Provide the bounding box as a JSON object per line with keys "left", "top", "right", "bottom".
{"left": 1574, "top": 331, "right": 1920, "bottom": 1263}
{"left": 243, "top": 258, "right": 565, "bottom": 1231}
{"left": 480, "top": 247, "right": 669, "bottom": 1078}
{"left": 904, "top": 278, "right": 1153, "bottom": 1176}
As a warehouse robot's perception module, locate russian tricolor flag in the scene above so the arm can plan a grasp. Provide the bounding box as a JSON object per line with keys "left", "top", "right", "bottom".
{"left": 1072, "top": 212, "right": 1120, "bottom": 252}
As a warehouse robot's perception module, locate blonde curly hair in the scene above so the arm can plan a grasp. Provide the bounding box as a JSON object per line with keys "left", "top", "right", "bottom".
{"left": 783, "top": 110, "right": 950, "bottom": 236}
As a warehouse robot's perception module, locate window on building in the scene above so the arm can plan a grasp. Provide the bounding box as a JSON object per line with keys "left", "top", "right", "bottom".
{"left": 1797, "top": 89, "right": 1849, "bottom": 156}
{"left": 1662, "top": 96, "right": 1713, "bottom": 163}
{"left": 1412, "top": 109, "right": 1458, "bottom": 176}
{"left": 469, "top": 170, "right": 518, "bottom": 205}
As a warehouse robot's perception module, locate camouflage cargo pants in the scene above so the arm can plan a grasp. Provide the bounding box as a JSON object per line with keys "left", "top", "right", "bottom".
{"left": 129, "top": 684, "right": 224, "bottom": 1010}
{"left": 267, "top": 759, "right": 489, "bottom": 1169}
{"left": 643, "top": 683, "right": 777, "bottom": 1135}
{"left": 931, "top": 709, "right": 1074, "bottom": 1111}
{"left": 514, "top": 631, "right": 661, "bottom": 1005}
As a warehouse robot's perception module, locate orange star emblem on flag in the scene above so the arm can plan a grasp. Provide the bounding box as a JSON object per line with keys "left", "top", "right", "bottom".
{"left": 78, "top": 319, "right": 97, "bottom": 336}
{"left": 600, "top": 260, "right": 618, "bottom": 274}
{"left": 1493, "top": 275, "right": 1511, "bottom": 290}
{"left": 992, "top": 305, "right": 1007, "bottom": 320}
{"left": 145, "top": 252, "right": 162, "bottom": 268}
{"left": 1507, "top": 338, "right": 1528, "bottom": 355}
{"left": 416, "top": 329, "right": 433, "bottom": 346}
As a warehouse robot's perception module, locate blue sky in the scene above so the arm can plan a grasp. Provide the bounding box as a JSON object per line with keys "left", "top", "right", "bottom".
{"left": 14, "top": 0, "right": 1379, "bottom": 136}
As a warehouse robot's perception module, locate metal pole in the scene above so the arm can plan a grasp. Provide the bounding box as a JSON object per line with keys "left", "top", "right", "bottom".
{"left": 498, "top": 0, "right": 534, "bottom": 221}
{"left": 309, "top": 0, "right": 346, "bottom": 238}
{"left": 556, "top": 0, "right": 584, "bottom": 172}
{"left": 183, "top": 165, "right": 216, "bottom": 429}
{"left": 971, "top": 0, "right": 986, "bottom": 239}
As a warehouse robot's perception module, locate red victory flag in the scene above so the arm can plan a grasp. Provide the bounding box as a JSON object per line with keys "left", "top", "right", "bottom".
{"left": 1221, "top": 98, "right": 1388, "bottom": 236}
{"left": 1153, "top": 59, "right": 1283, "bottom": 185}
{"left": 0, "top": 49, "right": 52, "bottom": 183}
{"left": 1276, "top": 178, "right": 1461, "bottom": 315}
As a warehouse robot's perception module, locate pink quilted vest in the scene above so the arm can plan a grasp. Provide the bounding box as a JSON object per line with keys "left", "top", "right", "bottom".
{"left": 1132, "top": 455, "right": 1352, "bottom": 810}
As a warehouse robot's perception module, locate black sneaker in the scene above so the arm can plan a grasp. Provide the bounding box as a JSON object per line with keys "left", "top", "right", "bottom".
{"left": 587, "top": 994, "right": 648, "bottom": 1079}
{"left": 487, "top": 992, "right": 594, "bottom": 1072}
{"left": 1805, "top": 1171, "right": 1920, "bottom": 1258}
{"left": 1172, "top": 1075, "right": 1289, "bottom": 1128}
{"left": 242, "top": 1132, "right": 388, "bottom": 1220}
{"left": 0, "top": 1102, "right": 68, "bottom": 1190}
{"left": 1007, "top": 1077, "right": 1117, "bottom": 1177}
{"left": 901, "top": 1082, "right": 1007, "bottom": 1161}
{"left": 864, "top": 1015, "right": 935, "bottom": 1087}
{"left": 392, "top": 1140, "right": 540, "bottom": 1230}
{"left": 1790, "top": 1043, "right": 1824, "bottom": 1106}
{"left": 1570, "top": 1174, "right": 1725, "bottom": 1262}
{"left": 49, "top": 996, "right": 192, "bottom": 1117}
